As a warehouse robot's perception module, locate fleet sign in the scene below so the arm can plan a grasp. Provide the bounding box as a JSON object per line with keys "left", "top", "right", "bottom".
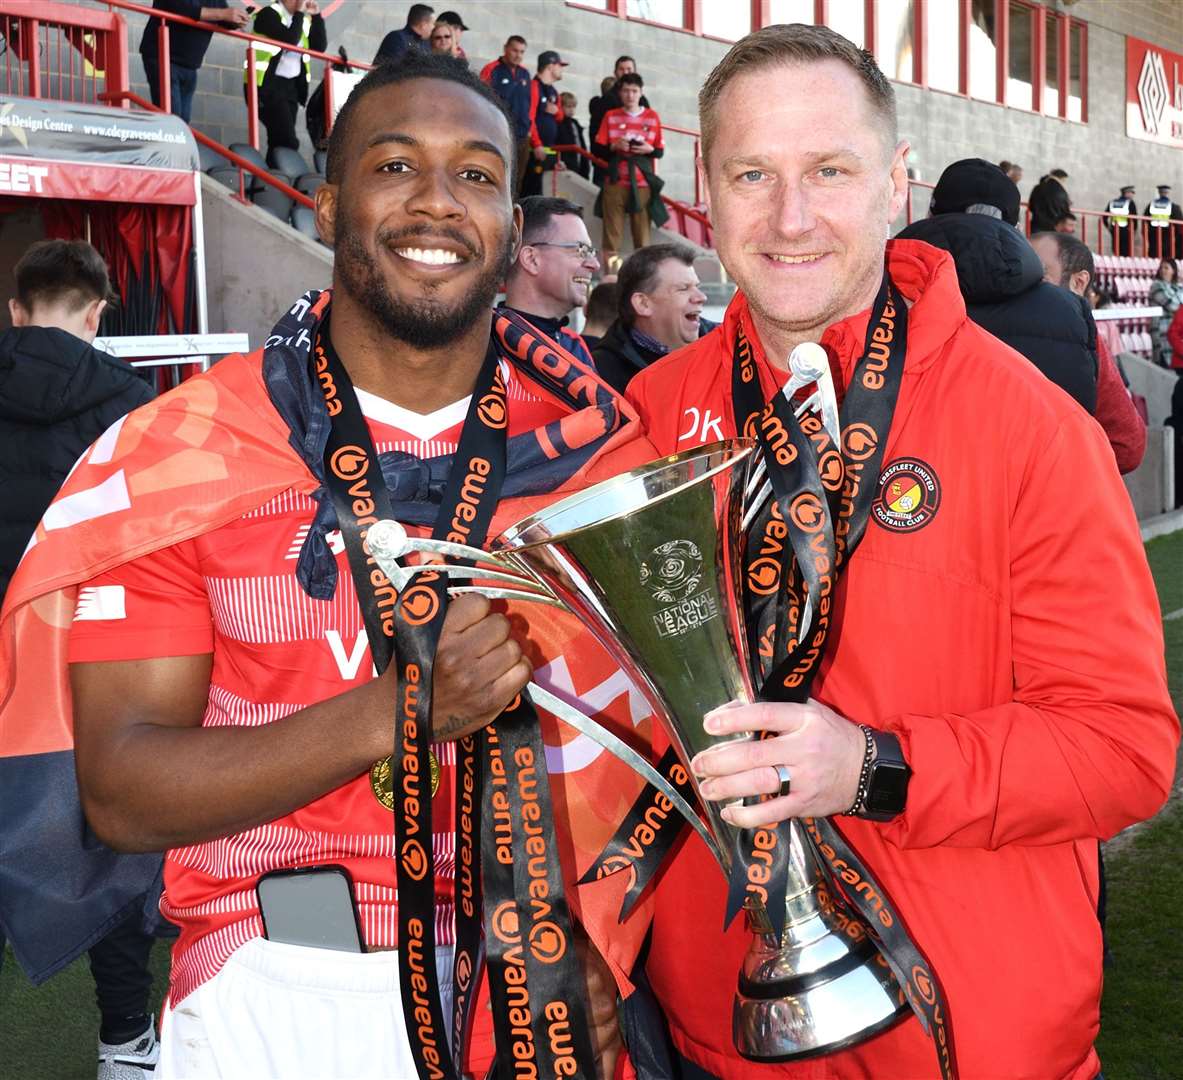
{"left": 1127, "top": 35, "right": 1183, "bottom": 148}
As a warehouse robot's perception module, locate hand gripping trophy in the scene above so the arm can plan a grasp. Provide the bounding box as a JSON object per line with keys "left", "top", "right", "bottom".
{"left": 368, "top": 344, "right": 909, "bottom": 1062}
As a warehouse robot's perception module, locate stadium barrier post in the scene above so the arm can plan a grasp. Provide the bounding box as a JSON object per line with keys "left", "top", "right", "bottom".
{"left": 246, "top": 43, "right": 259, "bottom": 151}
{"left": 157, "top": 22, "right": 171, "bottom": 115}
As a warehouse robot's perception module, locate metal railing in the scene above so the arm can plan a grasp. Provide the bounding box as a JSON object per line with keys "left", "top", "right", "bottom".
{"left": 0, "top": 0, "right": 129, "bottom": 104}
{"left": 661, "top": 123, "right": 703, "bottom": 206}
{"left": 106, "top": 87, "right": 314, "bottom": 211}
{"left": 904, "top": 179, "right": 1182, "bottom": 259}
{"left": 550, "top": 142, "right": 713, "bottom": 249}
{"left": 100, "top": 0, "right": 371, "bottom": 150}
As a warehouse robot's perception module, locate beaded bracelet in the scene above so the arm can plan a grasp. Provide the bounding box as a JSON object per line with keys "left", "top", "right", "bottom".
{"left": 843, "top": 724, "right": 875, "bottom": 816}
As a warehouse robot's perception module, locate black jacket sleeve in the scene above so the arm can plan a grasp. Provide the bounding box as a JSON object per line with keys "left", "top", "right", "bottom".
{"left": 153, "top": 0, "right": 206, "bottom": 18}
{"left": 253, "top": 6, "right": 315, "bottom": 46}
{"left": 308, "top": 14, "right": 326, "bottom": 53}
{"left": 1050, "top": 185, "right": 1071, "bottom": 223}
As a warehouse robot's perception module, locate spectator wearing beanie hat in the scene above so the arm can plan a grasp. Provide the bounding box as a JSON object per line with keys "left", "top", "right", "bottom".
{"left": 899, "top": 158, "right": 1098, "bottom": 411}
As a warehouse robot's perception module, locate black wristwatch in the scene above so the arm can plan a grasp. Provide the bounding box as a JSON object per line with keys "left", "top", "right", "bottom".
{"left": 847, "top": 726, "right": 911, "bottom": 821}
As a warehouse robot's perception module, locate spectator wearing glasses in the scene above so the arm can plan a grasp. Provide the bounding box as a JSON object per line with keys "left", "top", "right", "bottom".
{"left": 428, "top": 21, "right": 455, "bottom": 57}
{"left": 435, "top": 10, "right": 468, "bottom": 59}
{"left": 501, "top": 196, "right": 599, "bottom": 368}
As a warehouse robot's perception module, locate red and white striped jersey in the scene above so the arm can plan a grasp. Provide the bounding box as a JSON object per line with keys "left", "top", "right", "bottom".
{"left": 68, "top": 365, "right": 564, "bottom": 1004}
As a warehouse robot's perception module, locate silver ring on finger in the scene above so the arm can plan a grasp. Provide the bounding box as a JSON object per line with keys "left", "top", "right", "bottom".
{"left": 773, "top": 763, "right": 792, "bottom": 799}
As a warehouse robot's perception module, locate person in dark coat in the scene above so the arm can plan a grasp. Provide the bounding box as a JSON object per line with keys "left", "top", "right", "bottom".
{"left": 249, "top": 0, "right": 327, "bottom": 157}
{"left": 1027, "top": 168, "right": 1071, "bottom": 234}
{"left": 373, "top": 3, "right": 433, "bottom": 64}
{"left": 0, "top": 239, "right": 158, "bottom": 1077}
{"left": 1028, "top": 231, "right": 1147, "bottom": 475}
{"left": 898, "top": 159, "right": 1097, "bottom": 413}
{"left": 592, "top": 243, "right": 707, "bottom": 393}
{"left": 501, "top": 196, "right": 599, "bottom": 368}
{"left": 557, "top": 91, "right": 590, "bottom": 178}
{"left": 140, "top": 0, "right": 250, "bottom": 122}
{"left": 480, "top": 36, "right": 532, "bottom": 193}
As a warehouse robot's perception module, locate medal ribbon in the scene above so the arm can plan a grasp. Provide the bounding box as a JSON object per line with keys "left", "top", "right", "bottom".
{"left": 584, "top": 271, "right": 956, "bottom": 1076}
{"left": 315, "top": 330, "right": 598, "bottom": 1079}
{"left": 585, "top": 276, "right": 904, "bottom": 913}
{"left": 729, "top": 273, "right": 957, "bottom": 1079}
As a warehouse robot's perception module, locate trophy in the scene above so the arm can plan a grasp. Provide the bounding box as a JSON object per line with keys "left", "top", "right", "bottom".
{"left": 368, "top": 440, "right": 907, "bottom": 1061}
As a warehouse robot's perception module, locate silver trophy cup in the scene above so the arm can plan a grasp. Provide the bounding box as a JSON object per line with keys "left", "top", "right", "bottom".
{"left": 369, "top": 441, "right": 906, "bottom": 1060}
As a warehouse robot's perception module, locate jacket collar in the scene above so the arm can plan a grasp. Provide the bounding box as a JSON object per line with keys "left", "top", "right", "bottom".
{"left": 501, "top": 306, "right": 569, "bottom": 340}
{"left": 721, "top": 238, "right": 966, "bottom": 400}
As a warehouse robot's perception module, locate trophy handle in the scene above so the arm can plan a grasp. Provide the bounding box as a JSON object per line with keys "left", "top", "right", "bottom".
{"left": 366, "top": 520, "right": 720, "bottom": 863}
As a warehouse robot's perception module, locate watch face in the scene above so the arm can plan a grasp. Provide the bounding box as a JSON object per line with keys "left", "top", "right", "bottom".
{"left": 866, "top": 762, "right": 910, "bottom": 814}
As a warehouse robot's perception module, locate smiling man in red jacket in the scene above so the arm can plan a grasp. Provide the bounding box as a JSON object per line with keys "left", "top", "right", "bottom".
{"left": 626, "top": 25, "right": 1178, "bottom": 1080}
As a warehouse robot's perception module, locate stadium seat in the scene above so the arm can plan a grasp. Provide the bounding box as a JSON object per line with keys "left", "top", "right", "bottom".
{"left": 198, "top": 142, "right": 230, "bottom": 173}
{"left": 229, "top": 142, "right": 268, "bottom": 173}
{"left": 314, "top": 149, "right": 328, "bottom": 174}
{"left": 208, "top": 166, "right": 245, "bottom": 193}
{"left": 295, "top": 173, "right": 325, "bottom": 196}
{"left": 253, "top": 185, "right": 294, "bottom": 221}
{"left": 267, "top": 167, "right": 296, "bottom": 189}
{"left": 229, "top": 143, "right": 270, "bottom": 191}
{"left": 291, "top": 205, "right": 320, "bottom": 239}
{"left": 268, "top": 145, "right": 312, "bottom": 179}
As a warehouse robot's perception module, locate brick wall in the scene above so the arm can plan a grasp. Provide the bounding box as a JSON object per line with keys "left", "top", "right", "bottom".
{"left": 60, "top": 1, "right": 1183, "bottom": 222}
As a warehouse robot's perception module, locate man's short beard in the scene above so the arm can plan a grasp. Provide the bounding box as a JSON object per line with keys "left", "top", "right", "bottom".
{"left": 333, "top": 212, "right": 515, "bottom": 350}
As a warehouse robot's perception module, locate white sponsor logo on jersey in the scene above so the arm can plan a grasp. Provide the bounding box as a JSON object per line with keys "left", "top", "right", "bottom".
{"left": 678, "top": 406, "right": 725, "bottom": 445}
{"left": 285, "top": 526, "right": 345, "bottom": 560}
{"left": 74, "top": 585, "right": 127, "bottom": 621}
{"left": 326, "top": 629, "right": 376, "bottom": 680}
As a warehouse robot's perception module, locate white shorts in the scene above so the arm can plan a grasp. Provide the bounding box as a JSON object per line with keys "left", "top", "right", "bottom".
{"left": 156, "top": 937, "right": 454, "bottom": 1080}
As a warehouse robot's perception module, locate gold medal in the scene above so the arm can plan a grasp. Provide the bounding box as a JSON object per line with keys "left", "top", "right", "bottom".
{"left": 370, "top": 750, "right": 441, "bottom": 809}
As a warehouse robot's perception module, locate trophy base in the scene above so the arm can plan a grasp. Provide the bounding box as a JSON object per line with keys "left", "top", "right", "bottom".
{"left": 732, "top": 935, "right": 910, "bottom": 1061}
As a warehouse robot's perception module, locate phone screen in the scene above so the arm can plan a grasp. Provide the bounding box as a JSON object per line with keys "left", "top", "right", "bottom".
{"left": 256, "top": 865, "right": 364, "bottom": 953}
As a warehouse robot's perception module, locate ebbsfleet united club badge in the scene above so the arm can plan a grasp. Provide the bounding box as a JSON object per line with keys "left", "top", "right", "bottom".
{"left": 871, "top": 458, "right": 941, "bottom": 533}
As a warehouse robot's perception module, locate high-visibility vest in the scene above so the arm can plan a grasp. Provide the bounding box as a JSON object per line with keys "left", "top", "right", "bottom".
{"left": 243, "top": 2, "right": 312, "bottom": 86}
{"left": 1107, "top": 198, "right": 1133, "bottom": 227}
{"left": 1149, "top": 198, "right": 1172, "bottom": 228}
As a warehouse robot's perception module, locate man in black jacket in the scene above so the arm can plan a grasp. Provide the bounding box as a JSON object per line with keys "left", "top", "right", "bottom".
{"left": 1028, "top": 168, "right": 1072, "bottom": 234}
{"left": 1, "top": 240, "right": 157, "bottom": 1079}
{"left": 898, "top": 158, "right": 1097, "bottom": 412}
{"left": 521, "top": 49, "right": 568, "bottom": 198}
{"left": 373, "top": 3, "right": 433, "bottom": 64}
{"left": 248, "top": 0, "right": 327, "bottom": 158}
{"left": 141, "top": 1, "right": 249, "bottom": 122}
{"left": 592, "top": 243, "right": 706, "bottom": 393}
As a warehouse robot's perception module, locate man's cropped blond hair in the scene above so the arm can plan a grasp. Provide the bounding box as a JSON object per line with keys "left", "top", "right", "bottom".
{"left": 699, "top": 24, "right": 897, "bottom": 165}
